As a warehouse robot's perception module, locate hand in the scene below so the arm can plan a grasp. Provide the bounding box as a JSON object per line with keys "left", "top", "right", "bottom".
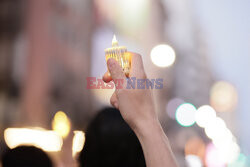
{"left": 103, "top": 52, "right": 178, "bottom": 167}
{"left": 103, "top": 52, "right": 157, "bottom": 131}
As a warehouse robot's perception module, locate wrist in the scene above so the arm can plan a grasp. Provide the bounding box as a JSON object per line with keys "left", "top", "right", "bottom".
{"left": 133, "top": 116, "right": 163, "bottom": 140}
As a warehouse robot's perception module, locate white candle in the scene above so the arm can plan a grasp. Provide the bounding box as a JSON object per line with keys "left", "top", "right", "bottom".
{"left": 105, "top": 35, "right": 130, "bottom": 76}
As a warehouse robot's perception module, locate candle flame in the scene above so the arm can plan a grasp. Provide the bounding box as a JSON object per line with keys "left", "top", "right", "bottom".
{"left": 112, "top": 35, "right": 119, "bottom": 47}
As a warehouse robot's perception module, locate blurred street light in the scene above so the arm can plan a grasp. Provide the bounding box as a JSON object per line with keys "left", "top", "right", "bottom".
{"left": 176, "top": 103, "right": 196, "bottom": 127}
{"left": 204, "top": 117, "right": 227, "bottom": 139}
{"left": 195, "top": 105, "right": 216, "bottom": 128}
{"left": 150, "top": 44, "right": 176, "bottom": 67}
{"left": 205, "top": 143, "right": 226, "bottom": 167}
{"left": 210, "top": 81, "right": 238, "bottom": 112}
{"left": 186, "top": 155, "right": 203, "bottom": 167}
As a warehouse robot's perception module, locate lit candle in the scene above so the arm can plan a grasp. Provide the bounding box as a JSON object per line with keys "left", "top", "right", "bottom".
{"left": 105, "top": 35, "right": 130, "bottom": 76}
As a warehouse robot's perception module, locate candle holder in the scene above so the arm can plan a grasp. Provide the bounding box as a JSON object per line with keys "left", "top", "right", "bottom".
{"left": 105, "top": 35, "right": 130, "bottom": 76}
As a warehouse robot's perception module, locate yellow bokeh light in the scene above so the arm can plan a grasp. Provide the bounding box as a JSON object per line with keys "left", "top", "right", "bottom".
{"left": 210, "top": 81, "right": 238, "bottom": 112}
{"left": 4, "top": 128, "right": 63, "bottom": 152}
{"left": 52, "top": 111, "right": 71, "bottom": 138}
{"left": 72, "top": 131, "right": 85, "bottom": 158}
{"left": 150, "top": 44, "right": 176, "bottom": 67}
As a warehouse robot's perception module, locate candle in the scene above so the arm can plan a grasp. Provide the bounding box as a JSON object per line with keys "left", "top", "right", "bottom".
{"left": 105, "top": 35, "right": 130, "bottom": 76}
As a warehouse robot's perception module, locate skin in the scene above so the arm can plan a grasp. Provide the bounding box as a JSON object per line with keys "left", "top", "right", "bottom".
{"left": 103, "top": 52, "right": 178, "bottom": 167}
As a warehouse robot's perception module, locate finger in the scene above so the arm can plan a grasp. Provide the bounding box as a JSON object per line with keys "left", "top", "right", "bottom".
{"left": 128, "top": 52, "right": 146, "bottom": 78}
{"left": 110, "top": 93, "right": 119, "bottom": 109}
{"left": 107, "top": 58, "right": 126, "bottom": 88}
{"left": 102, "top": 71, "right": 112, "bottom": 83}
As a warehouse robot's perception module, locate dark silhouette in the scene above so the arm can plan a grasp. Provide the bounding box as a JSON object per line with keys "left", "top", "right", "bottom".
{"left": 79, "top": 107, "right": 146, "bottom": 167}
{"left": 1, "top": 145, "right": 53, "bottom": 167}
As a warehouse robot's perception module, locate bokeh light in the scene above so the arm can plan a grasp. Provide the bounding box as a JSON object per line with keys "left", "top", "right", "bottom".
{"left": 204, "top": 117, "right": 227, "bottom": 139}
{"left": 212, "top": 128, "right": 234, "bottom": 149}
{"left": 206, "top": 143, "right": 226, "bottom": 167}
{"left": 210, "top": 81, "right": 238, "bottom": 112}
{"left": 218, "top": 141, "right": 240, "bottom": 164}
{"left": 166, "top": 98, "right": 185, "bottom": 119}
{"left": 150, "top": 44, "right": 176, "bottom": 67}
{"left": 228, "top": 153, "right": 250, "bottom": 167}
{"left": 115, "top": 0, "right": 150, "bottom": 33}
{"left": 52, "top": 111, "right": 71, "bottom": 138}
{"left": 185, "top": 136, "right": 206, "bottom": 160}
{"left": 176, "top": 103, "right": 196, "bottom": 127}
{"left": 203, "top": 115, "right": 240, "bottom": 164}
{"left": 195, "top": 105, "right": 216, "bottom": 128}
{"left": 72, "top": 131, "right": 85, "bottom": 158}
{"left": 4, "top": 128, "right": 63, "bottom": 152}
{"left": 186, "top": 155, "right": 203, "bottom": 167}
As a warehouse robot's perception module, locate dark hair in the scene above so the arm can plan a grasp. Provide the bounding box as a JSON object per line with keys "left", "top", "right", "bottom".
{"left": 2, "top": 145, "right": 53, "bottom": 167}
{"left": 79, "top": 107, "right": 145, "bottom": 167}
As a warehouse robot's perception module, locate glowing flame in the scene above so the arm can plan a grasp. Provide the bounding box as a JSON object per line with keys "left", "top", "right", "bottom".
{"left": 112, "top": 35, "right": 119, "bottom": 47}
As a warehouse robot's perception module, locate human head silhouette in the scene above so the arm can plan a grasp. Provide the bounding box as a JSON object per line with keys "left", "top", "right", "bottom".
{"left": 79, "top": 107, "right": 145, "bottom": 167}
{"left": 2, "top": 145, "right": 53, "bottom": 167}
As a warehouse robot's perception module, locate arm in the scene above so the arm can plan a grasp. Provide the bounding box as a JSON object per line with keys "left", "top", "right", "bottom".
{"left": 134, "top": 117, "right": 178, "bottom": 167}
{"left": 103, "top": 52, "right": 178, "bottom": 167}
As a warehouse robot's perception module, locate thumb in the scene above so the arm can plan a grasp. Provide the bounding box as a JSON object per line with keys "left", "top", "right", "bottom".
{"left": 107, "top": 58, "right": 126, "bottom": 85}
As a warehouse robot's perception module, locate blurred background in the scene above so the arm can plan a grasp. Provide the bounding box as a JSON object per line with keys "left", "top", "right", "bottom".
{"left": 0, "top": 0, "right": 250, "bottom": 166}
